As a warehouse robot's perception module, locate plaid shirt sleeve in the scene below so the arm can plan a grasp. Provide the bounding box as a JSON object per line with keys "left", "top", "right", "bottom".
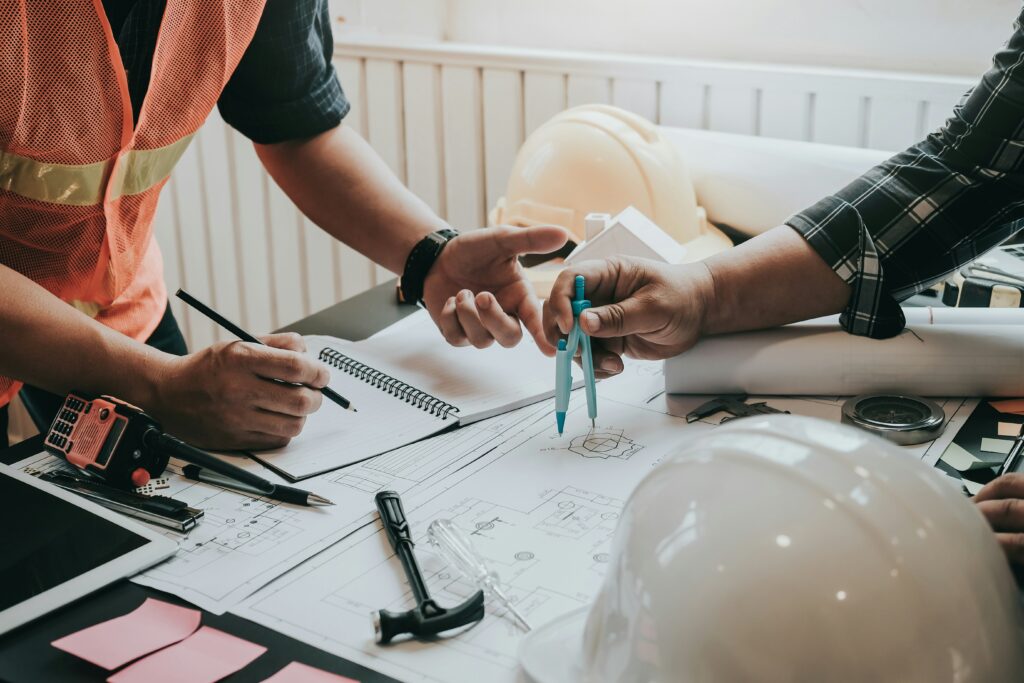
{"left": 217, "top": 0, "right": 350, "bottom": 144}
{"left": 786, "top": 8, "right": 1024, "bottom": 338}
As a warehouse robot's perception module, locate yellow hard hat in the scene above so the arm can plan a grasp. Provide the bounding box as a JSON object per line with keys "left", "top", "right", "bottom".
{"left": 490, "top": 104, "right": 719, "bottom": 248}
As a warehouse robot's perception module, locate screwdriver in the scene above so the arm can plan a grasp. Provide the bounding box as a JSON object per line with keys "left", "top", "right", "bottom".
{"left": 426, "top": 519, "right": 532, "bottom": 632}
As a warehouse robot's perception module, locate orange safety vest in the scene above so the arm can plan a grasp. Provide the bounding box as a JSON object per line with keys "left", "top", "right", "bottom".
{"left": 0, "top": 2, "right": 266, "bottom": 407}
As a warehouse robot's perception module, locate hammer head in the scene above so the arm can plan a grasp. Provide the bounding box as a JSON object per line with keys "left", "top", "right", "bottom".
{"left": 374, "top": 590, "right": 486, "bottom": 644}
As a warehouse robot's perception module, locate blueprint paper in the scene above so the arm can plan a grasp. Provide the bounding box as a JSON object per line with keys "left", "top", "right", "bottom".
{"left": 51, "top": 598, "right": 200, "bottom": 670}
{"left": 235, "top": 396, "right": 704, "bottom": 683}
{"left": 233, "top": 373, "right": 973, "bottom": 683}
{"left": 606, "top": 358, "right": 971, "bottom": 467}
{"left": 15, "top": 405, "right": 549, "bottom": 614}
{"left": 800, "top": 307, "right": 1024, "bottom": 327}
{"left": 665, "top": 323, "right": 1024, "bottom": 396}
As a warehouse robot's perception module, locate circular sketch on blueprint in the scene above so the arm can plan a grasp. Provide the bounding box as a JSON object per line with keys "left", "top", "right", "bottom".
{"left": 569, "top": 429, "right": 643, "bottom": 460}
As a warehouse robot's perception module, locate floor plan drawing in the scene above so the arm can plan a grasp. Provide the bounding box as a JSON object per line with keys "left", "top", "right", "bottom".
{"left": 235, "top": 396, "right": 696, "bottom": 683}
{"left": 13, "top": 403, "right": 552, "bottom": 614}
{"left": 318, "top": 485, "right": 624, "bottom": 673}
{"left": 566, "top": 428, "right": 643, "bottom": 460}
{"left": 233, "top": 379, "right": 979, "bottom": 683}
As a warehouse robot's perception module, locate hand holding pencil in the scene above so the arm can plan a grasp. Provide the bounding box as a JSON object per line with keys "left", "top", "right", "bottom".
{"left": 176, "top": 289, "right": 355, "bottom": 411}
{"left": 135, "top": 290, "right": 353, "bottom": 451}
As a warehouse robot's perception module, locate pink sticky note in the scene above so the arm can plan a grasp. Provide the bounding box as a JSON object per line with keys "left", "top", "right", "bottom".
{"left": 998, "top": 422, "right": 1023, "bottom": 437}
{"left": 261, "top": 662, "right": 359, "bottom": 683}
{"left": 52, "top": 598, "right": 201, "bottom": 670}
{"left": 108, "top": 626, "right": 266, "bottom": 683}
{"left": 990, "top": 399, "right": 1024, "bottom": 415}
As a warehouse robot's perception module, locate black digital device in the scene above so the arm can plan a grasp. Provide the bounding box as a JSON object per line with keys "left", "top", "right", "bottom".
{"left": 0, "top": 466, "right": 176, "bottom": 635}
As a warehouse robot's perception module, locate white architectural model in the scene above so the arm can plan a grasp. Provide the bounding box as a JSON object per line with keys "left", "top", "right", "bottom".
{"left": 564, "top": 205, "right": 698, "bottom": 265}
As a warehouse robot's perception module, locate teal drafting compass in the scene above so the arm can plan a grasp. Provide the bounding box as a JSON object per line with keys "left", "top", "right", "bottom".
{"left": 555, "top": 275, "right": 598, "bottom": 434}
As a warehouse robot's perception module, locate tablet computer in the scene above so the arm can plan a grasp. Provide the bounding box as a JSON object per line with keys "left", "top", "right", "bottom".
{"left": 0, "top": 464, "right": 177, "bottom": 636}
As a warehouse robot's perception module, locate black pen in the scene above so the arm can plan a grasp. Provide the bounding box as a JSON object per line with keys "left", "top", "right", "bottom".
{"left": 182, "top": 464, "right": 334, "bottom": 507}
{"left": 175, "top": 289, "right": 356, "bottom": 412}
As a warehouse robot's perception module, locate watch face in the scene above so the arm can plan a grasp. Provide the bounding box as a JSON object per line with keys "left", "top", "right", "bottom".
{"left": 841, "top": 394, "right": 945, "bottom": 445}
{"left": 854, "top": 396, "right": 935, "bottom": 427}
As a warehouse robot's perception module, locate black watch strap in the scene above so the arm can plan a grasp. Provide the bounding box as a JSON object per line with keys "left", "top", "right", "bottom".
{"left": 398, "top": 229, "right": 460, "bottom": 305}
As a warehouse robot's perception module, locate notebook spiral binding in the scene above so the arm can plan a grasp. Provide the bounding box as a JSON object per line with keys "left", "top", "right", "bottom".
{"left": 319, "top": 348, "right": 460, "bottom": 420}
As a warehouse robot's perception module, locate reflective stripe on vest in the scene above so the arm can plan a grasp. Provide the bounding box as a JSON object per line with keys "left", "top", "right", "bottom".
{"left": 0, "top": 3, "right": 267, "bottom": 410}
{"left": 0, "top": 134, "right": 194, "bottom": 206}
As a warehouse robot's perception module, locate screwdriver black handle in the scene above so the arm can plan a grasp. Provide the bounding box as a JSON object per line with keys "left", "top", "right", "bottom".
{"left": 375, "top": 490, "right": 431, "bottom": 605}
{"left": 376, "top": 490, "right": 414, "bottom": 550}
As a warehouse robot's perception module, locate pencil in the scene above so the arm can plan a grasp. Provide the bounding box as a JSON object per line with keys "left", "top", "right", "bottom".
{"left": 175, "top": 289, "right": 356, "bottom": 412}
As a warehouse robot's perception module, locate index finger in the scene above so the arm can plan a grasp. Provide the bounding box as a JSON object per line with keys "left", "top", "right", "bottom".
{"left": 518, "top": 297, "right": 554, "bottom": 356}
{"left": 975, "top": 473, "right": 1024, "bottom": 503}
{"left": 241, "top": 343, "right": 330, "bottom": 388}
{"left": 260, "top": 332, "right": 307, "bottom": 353}
{"left": 542, "top": 298, "right": 563, "bottom": 351}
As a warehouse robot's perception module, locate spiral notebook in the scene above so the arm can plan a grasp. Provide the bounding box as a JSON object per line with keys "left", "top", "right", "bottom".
{"left": 253, "top": 311, "right": 575, "bottom": 481}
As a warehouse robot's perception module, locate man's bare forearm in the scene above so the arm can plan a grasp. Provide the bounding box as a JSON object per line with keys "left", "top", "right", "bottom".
{"left": 0, "top": 264, "right": 169, "bottom": 406}
{"left": 701, "top": 225, "right": 851, "bottom": 335}
{"left": 255, "top": 124, "right": 448, "bottom": 274}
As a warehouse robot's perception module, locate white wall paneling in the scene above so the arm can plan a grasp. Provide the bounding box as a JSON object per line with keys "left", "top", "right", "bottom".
{"left": 335, "top": 57, "right": 368, "bottom": 137}
{"left": 264, "top": 161, "right": 308, "bottom": 330}
{"left": 611, "top": 78, "right": 659, "bottom": 121}
{"left": 523, "top": 72, "right": 566, "bottom": 135}
{"left": 866, "top": 95, "right": 923, "bottom": 152}
{"left": 158, "top": 37, "right": 975, "bottom": 350}
{"left": 402, "top": 62, "right": 445, "bottom": 216}
{"left": 441, "top": 65, "right": 486, "bottom": 229}
{"left": 228, "top": 123, "right": 276, "bottom": 335}
{"left": 301, "top": 216, "right": 338, "bottom": 316}
{"left": 811, "top": 91, "right": 865, "bottom": 147}
{"left": 482, "top": 68, "right": 525, "bottom": 220}
{"left": 923, "top": 95, "right": 962, "bottom": 138}
{"left": 438, "top": 0, "right": 1012, "bottom": 77}
{"left": 759, "top": 89, "right": 811, "bottom": 141}
{"left": 705, "top": 85, "right": 759, "bottom": 135}
{"left": 194, "top": 120, "right": 244, "bottom": 342}
{"left": 332, "top": 56, "right": 378, "bottom": 301}
{"left": 363, "top": 58, "right": 405, "bottom": 285}
{"left": 336, "top": 38, "right": 973, "bottom": 152}
{"left": 166, "top": 138, "right": 216, "bottom": 349}
{"left": 658, "top": 81, "right": 705, "bottom": 128}
{"left": 566, "top": 74, "right": 612, "bottom": 107}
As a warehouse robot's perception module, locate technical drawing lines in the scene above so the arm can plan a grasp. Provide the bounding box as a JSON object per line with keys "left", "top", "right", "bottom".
{"left": 356, "top": 416, "right": 508, "bottom": 482}
{"left": 568, "top": 427, "right": 643, "bottom": 460}
{"left": 326, "top": 469, "right": 391, "bottom": 493}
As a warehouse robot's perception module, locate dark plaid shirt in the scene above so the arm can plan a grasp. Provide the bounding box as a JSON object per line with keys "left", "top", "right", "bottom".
{"left": 103, "top": 0, "right": 349, "bottom": 143}
{"left": 787, "top": 8, "right": 1024, "bottom": 338}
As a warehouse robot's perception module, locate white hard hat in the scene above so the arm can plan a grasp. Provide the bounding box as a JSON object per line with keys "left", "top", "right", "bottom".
{"left": 519, "top": 415, "right": 1024, "bottom": 683}
{"left": 490, "top": 104, "right": 730, "bottom": 257}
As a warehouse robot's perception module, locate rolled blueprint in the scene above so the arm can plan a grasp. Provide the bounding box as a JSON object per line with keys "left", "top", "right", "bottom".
{"left": 798, "top": 307, "right": 1024, "bottom": 327}
{"left": 666, "top": 311, "right": 1024, "bottom": 397}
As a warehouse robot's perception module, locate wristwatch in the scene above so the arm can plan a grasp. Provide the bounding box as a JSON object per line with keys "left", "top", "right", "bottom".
{"left": 397, "top": 228, "right": 460, "bottom": 305}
